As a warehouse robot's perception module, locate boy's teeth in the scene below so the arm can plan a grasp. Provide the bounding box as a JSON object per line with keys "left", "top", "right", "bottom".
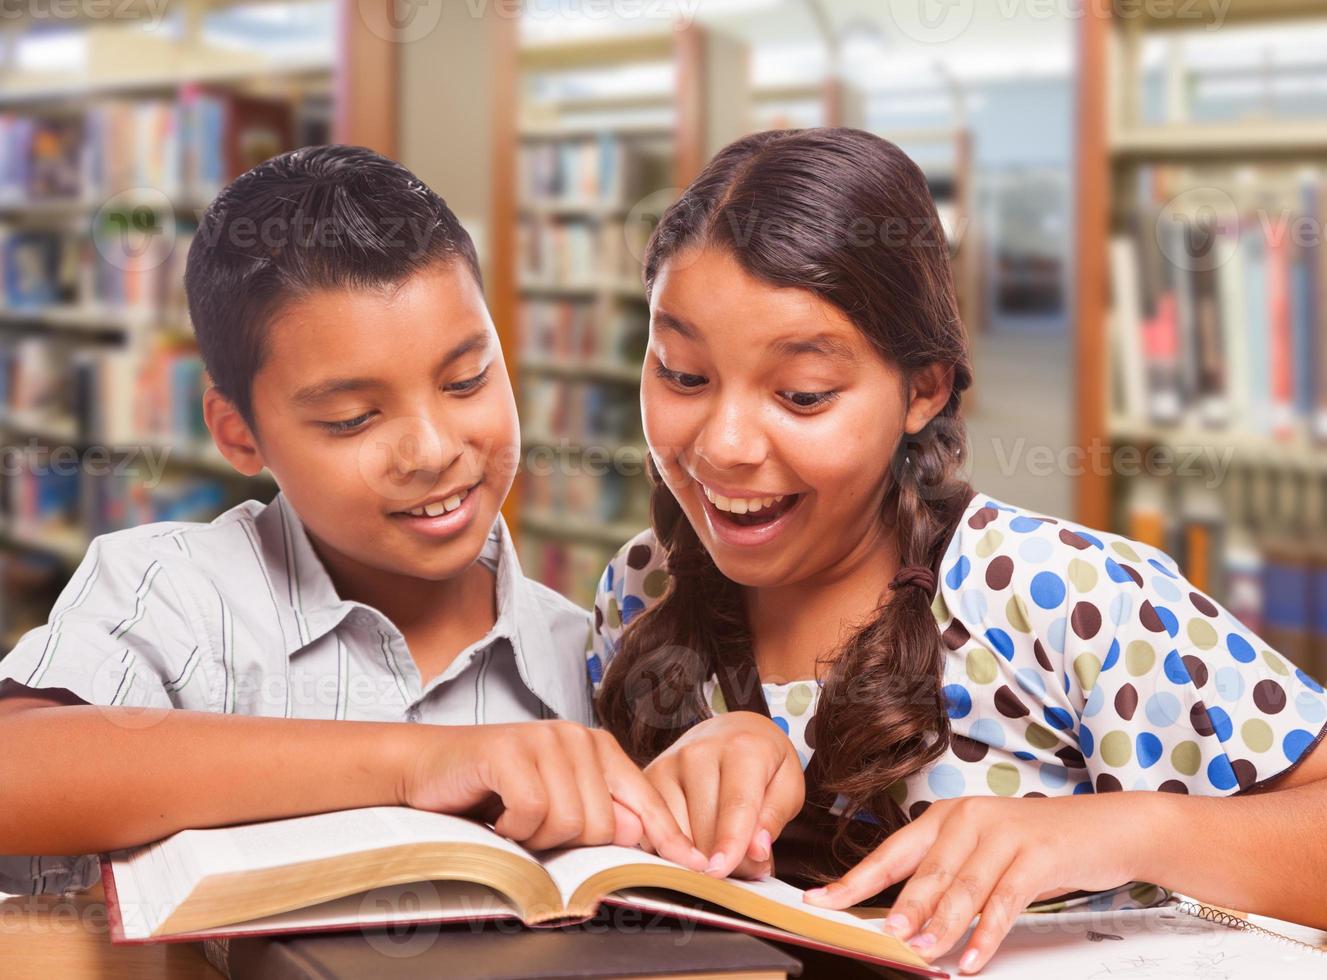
{"left": 702, "top": 485, "right": 786, "bottom": 514}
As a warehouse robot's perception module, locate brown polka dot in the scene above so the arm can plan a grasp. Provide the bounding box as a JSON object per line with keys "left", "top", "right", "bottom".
{"left": 994, "top": 685, "right": 1030, "bottom": 719}
{"left": 1095, "top": 773, "right": 1123, "bottom": 793}
{"left": 1071, "top": 601, "right": 1102, "bottom": 639}
{"left": 985, "top": 555, "right": 1014, "bottom": 591}
{"left": 1232, "top": 758, "right": 1258, "bottom": 790}
{"left": 1033, "top": 639, "right": 1053, "bottom": 672}
{"left": 1189, "top": 592, "right": 1218, "bottom": 617}
{"left": 1190, "top": 701, "right": 1215, "bottom": 737}
{"left": 1182, "top": 655, "right": 1208, "bottom": 689}
{"left": 909, "top": 800, "right": 932, "bottom": 820}
{"left": 594, "top": 605, "right": 604, "bottom": 632}
{"left": 803, "top": 715, "right": 816, "bottom": 750}
{"left": 1023, "top": 791, "right": 1048, "bottom": 798}
{"left": 1157, "top": 779, "right": 1190, "bottom": 794}
{"left": 1119, "top": 564, "right": 1144, "bottom": 587}
{"left": 951, "top": 734, "right": 989, "bottom": 762}
{"left": 626, "top": 544, "right": 653, "bottom": 570}
{"left": 1253, "top": 679, "right": 1287, "bottom": 714}
{"left": 1059, "top": 529, "right": 1092, "bottom": 550}
{"left": 1114, "top": 683, "right": 1139, "bottom": 721}
{"left": 969, "top": 506, "right": 998, "bottom": 529}
{"left": 943, "top": 619, "right": 971, "bottom": 650}
{"left": 1056, "top": 745, "right": 1086, "bottom": 769}
{"left": 1138, "top": 600, "right": 1166, "bottom": 632}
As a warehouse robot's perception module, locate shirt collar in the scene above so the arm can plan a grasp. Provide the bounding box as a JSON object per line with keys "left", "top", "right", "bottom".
{"left": 256, "top": 490, "right": 589, "bottom": 722}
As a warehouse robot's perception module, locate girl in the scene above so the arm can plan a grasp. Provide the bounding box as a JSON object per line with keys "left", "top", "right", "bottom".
{"left": 588, "top": 128, "right": 1327, "bottom": 974}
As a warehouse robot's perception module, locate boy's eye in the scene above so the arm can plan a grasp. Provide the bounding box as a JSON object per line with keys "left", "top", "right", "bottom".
{"left": 780, "top": 390, "right": 839, "bottom": 410}
{"left": 654, "top": 365, "right": 707, "bottom": 390}
{"left": 320, "top": 412, "right": 373, "bottom": 434}
{"left": 444, "top": 366, "right": 491, "bottom": 393}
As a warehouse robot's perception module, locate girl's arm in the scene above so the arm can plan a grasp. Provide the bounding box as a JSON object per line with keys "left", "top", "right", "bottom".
{"left": 805, "top": 738, "right": 1327, "bottom": 974}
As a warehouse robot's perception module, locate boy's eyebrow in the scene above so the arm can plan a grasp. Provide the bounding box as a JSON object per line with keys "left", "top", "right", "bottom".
{"left": 769, "top": 333, "right": 857, "bottom": 362}
{"left": 290, "top": 330, "right": 492, "bottom": 405}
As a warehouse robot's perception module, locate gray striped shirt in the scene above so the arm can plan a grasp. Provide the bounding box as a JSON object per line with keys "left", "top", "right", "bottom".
{"left": 0, "top": 490, "right": 593, "bottom": 896}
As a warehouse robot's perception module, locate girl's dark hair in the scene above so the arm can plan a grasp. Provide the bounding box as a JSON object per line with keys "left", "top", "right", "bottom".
{"left": 185, "top": 145, "right": 482, "bottom": 434}
{"left": 596, "top": 127, "right": 974, "bottom": 860}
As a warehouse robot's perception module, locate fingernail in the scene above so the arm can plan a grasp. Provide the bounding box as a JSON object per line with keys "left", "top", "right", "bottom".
{"left": 882, "top": 913, "right": 910, "bottom": 936}
{"left": 751, "top": 829, "right": 772, "bottom": 861}
{"left": 959, "top": 948, "right": 979, "bottom": 972}
{"left": 908, "top": 932, "right": 936, "bottom": 951}
{"left": 705, "top": 852, "right": 727, "bottom": 875}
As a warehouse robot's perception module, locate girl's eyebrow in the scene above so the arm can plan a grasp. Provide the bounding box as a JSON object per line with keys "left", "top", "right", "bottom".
{"left": 769, "top": 333, "right": 856, "bottom": 362}
{"left": 654, "top": 309, "right": 699, "bottom": 340}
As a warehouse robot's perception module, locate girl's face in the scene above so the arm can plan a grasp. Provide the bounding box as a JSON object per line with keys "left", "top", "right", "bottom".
{"left": 643, "top": 245, "right": 949, "bottom": 589}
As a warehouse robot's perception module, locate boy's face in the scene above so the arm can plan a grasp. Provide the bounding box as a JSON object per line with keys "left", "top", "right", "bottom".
{"left": 241, "top": 260, "right": 519, "bottom": 585}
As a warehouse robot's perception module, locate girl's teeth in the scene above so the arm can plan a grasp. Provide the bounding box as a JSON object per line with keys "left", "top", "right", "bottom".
{"left": 407, "top": 488, "right": 469, "bottom": 518}
{"left": 702, "top": 485, "right": 788, "bottom": 514}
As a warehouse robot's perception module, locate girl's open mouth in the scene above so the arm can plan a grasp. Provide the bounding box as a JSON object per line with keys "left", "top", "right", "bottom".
{"left": 699, "top": 483, "right": 805, "bottom": 546}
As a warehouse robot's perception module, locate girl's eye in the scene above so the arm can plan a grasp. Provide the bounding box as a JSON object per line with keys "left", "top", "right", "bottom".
{"left": 655, "top": 365, "right": 707, "bottom": 390}
{"left": 780, "top": 390, "right": 839, "bottom": 411}
{"left": 320, "top": 412, "right": 373, "bottom": 434}
{"left": 445, "top": 366, "right": 491, "bottom": 394}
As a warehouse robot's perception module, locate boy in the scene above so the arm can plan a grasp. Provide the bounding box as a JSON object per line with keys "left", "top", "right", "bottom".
{"left": 0, "top": 146, "right": 704, "bottom": 896}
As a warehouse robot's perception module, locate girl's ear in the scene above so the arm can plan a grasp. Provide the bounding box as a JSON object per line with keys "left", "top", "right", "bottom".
{"left": 903, "top": 363, "right": 955, "bottom": 435}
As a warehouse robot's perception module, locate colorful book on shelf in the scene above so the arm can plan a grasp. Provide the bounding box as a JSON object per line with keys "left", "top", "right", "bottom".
{"left": 100, "top": 805, "right": 944, "bottom": 977}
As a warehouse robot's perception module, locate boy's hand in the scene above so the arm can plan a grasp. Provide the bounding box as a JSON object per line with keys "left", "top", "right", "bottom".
{"left": 644, "top": 710, "right": 805, "bottom": 879}
{"left": 398, "top": 720, "right": 708, "bottom": 871}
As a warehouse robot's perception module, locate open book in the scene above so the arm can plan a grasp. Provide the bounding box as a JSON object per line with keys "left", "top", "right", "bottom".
{"left": 102, "top": 805, "right": 945, "bottom": 977}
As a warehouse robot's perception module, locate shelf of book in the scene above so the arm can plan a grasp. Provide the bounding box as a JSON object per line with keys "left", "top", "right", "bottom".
{"left": 1076, "top": 4, "right": 1327, "bottom": 681}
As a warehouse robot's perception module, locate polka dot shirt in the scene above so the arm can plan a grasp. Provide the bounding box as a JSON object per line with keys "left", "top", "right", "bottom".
{"left": 588, "top": 492, "right": 1327, "bottom": 912}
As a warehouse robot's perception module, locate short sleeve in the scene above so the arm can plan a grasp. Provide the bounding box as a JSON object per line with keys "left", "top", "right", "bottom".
{"left": 587, "top": 529, "right": 670, "bottom": 699}
{"left": 0, "top": 531, "right": 210, "bottom": 896}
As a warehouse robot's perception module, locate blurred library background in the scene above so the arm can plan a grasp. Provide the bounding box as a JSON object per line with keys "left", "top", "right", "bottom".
{"left": 0, "top": 0, "right": 1325, "bottom": 686}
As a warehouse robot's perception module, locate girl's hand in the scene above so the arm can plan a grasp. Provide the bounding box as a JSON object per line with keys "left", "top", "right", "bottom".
{"left": 804, "top": 794, "right": 1146, "bottom": 973}
{"left": 645, "top": 710, "right": 805, "bottom": 879}
{"left": 398, "top": 720, "right": 708, "bottom": 871}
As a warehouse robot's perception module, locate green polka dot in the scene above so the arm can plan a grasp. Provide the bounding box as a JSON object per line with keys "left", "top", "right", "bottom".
{"left": 605, "top": 597, "right": 621, "bottom": 630}
{"left": 986, "top": 762, "right": 1020, "bottom": 796}
{"left": 643, "top": 569, "right": 670, "bottom": 599}
{"left": 786, "top": 683, "right": 814, "bottom": 716}
{"left": 931, "top": 590, "right": 950, "bottom": 623}
{"left": 1130, "top": 883, "right": 1163, "bottom": 905}
{"left": 1100, "top": 730, "right": 1132, "bottom": 767}
{"left": 886, "top": 779, "right": 908, "bottom": 805}
{"left": 1172, "top": 740, "right": 1201, "bottom": 776}
{"left": 1006, "top": 595, "right": 1031, "bottom": 633}
{"left": 1073, "top": 653, "right": 1102, "bottom": 693}
{"left": 975, "top": 529, "right": 1004, "bottom": 558}
{"left": 710, "top": 685, "right": 727, "bottom": 714}
{"left": 1261, "top": 649, "right": 1289, "bottom": 676}
{"left": 1241, "top": 718, "right": 1273, "bottom": 753}
{"left": 966, "top": 648, "right": 998, "bottom": 685}
{"left": 1025, "top": 722, "right": 1058, "bottom": 750}
{"left": 1068, "top": 558, "right": 1098, "bottom": 592}
{"left": 1186, "top": 619, "right": 1217, "bottom": 649}
{"left": 1111, "top": 541, "right": 1141, "bottom": 561}
{"left": 1126, "top": 640, "right": 1155, "bottom": 676}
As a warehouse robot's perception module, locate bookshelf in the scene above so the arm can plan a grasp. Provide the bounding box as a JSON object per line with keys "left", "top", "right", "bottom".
{"left": 1075, "top": 0, "right": 1327, "bottom": 681}
{"left": 507, "top": 26, "right": 749, "bottom": 607}
{"left": 0, "top": 0, "right": 393, "bottom": 653}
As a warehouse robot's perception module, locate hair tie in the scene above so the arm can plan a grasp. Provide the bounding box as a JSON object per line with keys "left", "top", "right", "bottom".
{"left": 890, "top": 565, "right": 936, "bottom": 595}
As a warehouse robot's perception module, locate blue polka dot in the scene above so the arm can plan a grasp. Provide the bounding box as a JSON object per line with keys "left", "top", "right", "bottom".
{"left": 1040, "top": 763, "right": 1069, "bottom": 789}
{"left": 986, "top": 628, "right": 1015, "bottom": 661}
{"left": 621, "top": 594, "right": 646, "bottom": 625}
{"left": 1109, "top": 593, "right": 1132, "bottom": 626}
{"left": 1010, "top": 516, "right": 1045, "bottom": 533}
{"left": 1079, "top": 725, "right": 1095, "bottom": 758}
{"left": 943, "top": 684, "right": 972, "bottom": 719}
{"left": 1016, "top": 668, "right": 1046, "bottom": 700}
{"left": 1215, "top": 666, "right": 1245, "bottom": 702}
{"left": 1296, "top": 669, "right": 1324, "bottom": 694}
{"left": 771, "top": 715, "right": 790, "bottom": 734}
{"left": 1284, "top": 728, "right": 1316, "bottom": 762}
{"left": 1047, "top": 617, "right": 1067, "bottom": 654}
{"left": 1207, "top": 754, "right": 1237, "bottom": 790}
{"left": 969, "top": 718, "right": 1005, "bottom": 748}
{"left": 946, "top": 555, "right": 972, "bottom": 590}
{"left": 1163, "top": 650, "right": 1191, "bottom": 685}
{"left": 928, "top": 763, "right": 966, "bottom": 799}
{"left": 1102, "top": 639, "right": 1120, "bottom": 672}
{"left": 1148, "top": 557, "right": 1179, "bottom": 578}
{"left": 1089, "top": 890, "right": 1118, "bottom": 910}
{"left": 1227, "top": 633, "right": 1255, "bottom": 663}
{"left": 1295, "top": 691, "right": 1327, "bottom": 724}
{"left": 1207, "top": 705, "right": 1233, "bottom": 742}
{"left": 1063, "top": 671, "right": 1071, "bottom": 695}
{"left": 1075, "top": 530, "right": 1104, "bottom": 549}
{"left": 961, "top": 590, "right": 988, "bottom": 622}
{"left": 1151, "top": 575, "right": 1181, "bottom": 602}
{"left": 1030, "top": 571, "right": 1067, "bottom": 609}
{"left": 1044, "top": 706, "right": 1074, "bottom": 731}
{"left": 1083, "top": 685, "right": 1106, "bottom": 718}
{"left": 1155, "top": 605, "right": 1179, "bottom": 637}
{"left": 1013, "top": 750, "right": 1036, "bottom": 761}
{"left": 1136, "top": 732, "right": 1163, "bottom": 768}
{"left": 1073, "top": 779, "right": 1093, "bottom": 794}
{"left": 1019, "top": 536, "right": 1054, "bottom": 563}
{"left": 602, "top": 563, "right": 615, "bottom": 594}
{"left": 1105, "top": 558, "right": 1133, "bottom": 583}
{"left": 1144, "top": 692, "right": 1181, "bottom": 727}
{"left": 586, "top": 654, "right": 603, "bottom": 684}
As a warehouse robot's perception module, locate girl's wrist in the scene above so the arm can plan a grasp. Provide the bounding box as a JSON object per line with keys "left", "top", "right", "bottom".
{"left": 1111, "top": 790, "right": 1189, "bottom": 886}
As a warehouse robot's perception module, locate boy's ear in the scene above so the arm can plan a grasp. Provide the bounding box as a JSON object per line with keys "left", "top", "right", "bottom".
{"left": 903, "top": 363, "right": 955, "bottom": 436}
{"left": 203, "top": 385, "right": 268, "bottom": 477}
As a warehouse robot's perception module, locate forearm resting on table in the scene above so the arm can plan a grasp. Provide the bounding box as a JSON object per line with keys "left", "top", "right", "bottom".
{"left": 1132, "top": 781, "right": 1327, "bottom": 929}
{"left": 0, "top": 701, "right": 420, "bottom": 855}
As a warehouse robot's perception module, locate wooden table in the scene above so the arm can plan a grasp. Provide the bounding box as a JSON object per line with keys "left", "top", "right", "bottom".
{"left": 0, "top": 882, "right": 221, "bottom": 979}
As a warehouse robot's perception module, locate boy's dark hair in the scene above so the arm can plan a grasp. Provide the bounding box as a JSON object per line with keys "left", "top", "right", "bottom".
{"left": 184, "top": 144, "right": 483, "bottom": 433}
